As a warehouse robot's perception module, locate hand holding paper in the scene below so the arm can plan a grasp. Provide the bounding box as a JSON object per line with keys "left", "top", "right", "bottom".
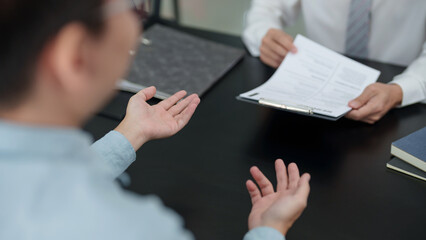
{"left": 239, "top": 35, "right": 381, "bottom": 120}
{"left": 259, "top": 29, "right": 298, "bottom": 68}
{"left": 346, "top": 82, "right": 403, "bottom": 124}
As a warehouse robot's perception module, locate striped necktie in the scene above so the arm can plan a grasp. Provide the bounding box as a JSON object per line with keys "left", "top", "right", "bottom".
{"left": 345, "top": 0, "right": 372, "bottom": 59}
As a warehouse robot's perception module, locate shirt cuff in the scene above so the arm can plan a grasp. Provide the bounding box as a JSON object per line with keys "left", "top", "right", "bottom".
{"left": 242, "top": 29, "right": 264, "bottom": 56}
{"left": 243, "top": 227, "right": 285, "bottom": 240}
{"left": 91, "top": 130, "right": 136, "bottom": 179}
{"left": 390, "top": 74, "right": 426, "bottom": 107}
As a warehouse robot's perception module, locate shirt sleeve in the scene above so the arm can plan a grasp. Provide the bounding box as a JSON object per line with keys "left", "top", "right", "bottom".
{"left": 90, "top": 130, "right": 136, "bottom": 180}
{"left": 242, "top": 0, "right": 301, "bottom": 56}
{"left": 390, "top": 41, "right": 426, "bottom": 106}
{"left": 243, "top": 227, "right": 285, "bottom": 240}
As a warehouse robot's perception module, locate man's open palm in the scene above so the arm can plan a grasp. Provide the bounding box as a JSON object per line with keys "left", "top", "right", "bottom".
{"left": 116, "top": 86, "right": 200, "bottom": 150}
{"left": 246, "top": 160, "right": 310, "bottom": 236}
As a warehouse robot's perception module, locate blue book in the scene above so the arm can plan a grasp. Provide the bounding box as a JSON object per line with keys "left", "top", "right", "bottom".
{"left": 391, "top": 127, "right": 426, "bottom": 172}
{"left": 387, "top": 157, "right": 426, "bottom": 182}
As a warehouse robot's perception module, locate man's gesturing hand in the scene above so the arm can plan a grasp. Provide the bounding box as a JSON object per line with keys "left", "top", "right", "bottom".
{"left": 115, "top": 86, "right": 200, "bottom": 151}
{"left": 246, "top": 159, "right": 310, "bottom": 236}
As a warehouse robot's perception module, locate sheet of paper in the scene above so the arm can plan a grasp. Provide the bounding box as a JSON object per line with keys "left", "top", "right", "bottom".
{"left": 240, "top": 35, "right": 381, "bottom": 118}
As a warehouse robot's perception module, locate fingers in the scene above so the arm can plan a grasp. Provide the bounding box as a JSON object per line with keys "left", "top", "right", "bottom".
{"left": 169, "top": 94, "right": 199, "bottom": 117}
{"left": 295, "top": 173, "right": 311, "bottom": 201}
{"left": 364, "top": 114, "right": 384, "bottom": 124}
{"left": 346, "top": 83, "right": 399, "bottom": 124}
{"left": 136, "top": 86, "right": 157, "bottom": 101}
{"left": 287, "top": 163, "right": 300, "bottom": 189}
{"left": 158, "top": 90, "right": 187, "bottom": 110}
{"left": 275, "top": 159, "right": 288, "bottom": 191}
{"left": 348, "top": 84, "right": 377, "bottom": 109}
{"left": 346, "top": 84, "right": 380, "bottom": 122}
{"left": 246, "top": 180, "right": 262, "bottom": 205}
{"left": 260, "top": 45, "right": 282, "bottom": 68}
{"left": 175, "top": 98, "right": 200, "bottom": 129}
{"left": 250, "top": 166, "right": 275, "bottom": 196}
{"left": 267, "top": 28, "right": 297, "bottom": 53}
{"left": 265, "top": 39, "right": 288, "bottom": 59}
{"left": 350, "top": 112, "right": 382, "bottom": 124}
{"left": 345, "top": 99, "right": 380, "bottom": 123}
{"left": 260, "top": 54, "right": 281, "bottom": 68}
{"left": 274, "top": 32, "right": 297, "bottom": 54}
{"left": 260, "top": 29, "right": 297, "bottom": 68}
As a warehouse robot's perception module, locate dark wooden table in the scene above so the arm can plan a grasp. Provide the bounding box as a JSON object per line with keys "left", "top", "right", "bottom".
{"left": 84, "top": 22, "right": 426, "bottom": 240}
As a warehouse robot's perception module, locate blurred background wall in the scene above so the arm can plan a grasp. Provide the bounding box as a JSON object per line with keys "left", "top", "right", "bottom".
{"left": 160, "top": 0, "right": 305, "bottom": 37}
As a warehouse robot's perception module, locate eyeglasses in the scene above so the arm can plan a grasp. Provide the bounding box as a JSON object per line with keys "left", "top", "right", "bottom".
{"left": 102, "top": 0, "right": 149, "bottom": 22}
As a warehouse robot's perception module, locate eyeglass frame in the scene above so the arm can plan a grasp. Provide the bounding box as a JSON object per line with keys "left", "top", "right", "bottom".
{"left": 102, "top": 0, "right": 149, "bottom": 22}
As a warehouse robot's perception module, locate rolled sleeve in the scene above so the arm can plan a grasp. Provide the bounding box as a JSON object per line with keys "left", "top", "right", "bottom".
{"left": 243, "top": 227, "right": 285, "bottom": 240}
{"left": 91, "top": 130, "right": 136, "bottom": 179}
{"left": 242, "top": 0, "right": 301, "bottom": 57}
{"left": 390, "top": 41, "right": 426, "bottom": 107}
{"left": 391, "top": 74, "right": 426, "bottom": 106}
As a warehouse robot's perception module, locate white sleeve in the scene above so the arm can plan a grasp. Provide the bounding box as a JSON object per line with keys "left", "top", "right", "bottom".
{"left": 242, "top": 0, "right": 301, "bottom": 56}
{"left": 390, "top": 41, "right": 426, "bottom": 106}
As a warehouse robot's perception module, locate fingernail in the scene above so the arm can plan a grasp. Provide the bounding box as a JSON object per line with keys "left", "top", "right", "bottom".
{"left": 349, "top": 101, "right": 359, "bottom": 108}
{"left": 291, "top": 47, "right": 298, "bottom": 53}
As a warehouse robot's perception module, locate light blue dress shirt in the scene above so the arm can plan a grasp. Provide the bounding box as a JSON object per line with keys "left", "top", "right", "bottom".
{"left": 0, "top": 120, "right": 284, "bottom": 240}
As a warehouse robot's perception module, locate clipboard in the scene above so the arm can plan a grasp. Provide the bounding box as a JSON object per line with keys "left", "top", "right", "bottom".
{"left": 236, "top": 96, "right": 348, "bottom": 121}
{"left": 237, "top": 35, "right": 380, "bottom": 121}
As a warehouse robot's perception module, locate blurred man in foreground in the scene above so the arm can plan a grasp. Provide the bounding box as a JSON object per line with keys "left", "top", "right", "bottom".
{"left": 0, "top": 0, "right": 310, "bottom": 239}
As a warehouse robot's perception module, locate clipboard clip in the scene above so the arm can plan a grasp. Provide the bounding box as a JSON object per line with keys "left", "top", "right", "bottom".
{"left": 259, "top": 98, "right": 314, "bottom": 115}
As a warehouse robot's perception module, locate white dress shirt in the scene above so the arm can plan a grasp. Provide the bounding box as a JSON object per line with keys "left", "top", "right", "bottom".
{"left": 242, "top": 0, "right": 426, "bottom": 106}
{"left": 0, "top": 121, "right": 284, "bottom": 240}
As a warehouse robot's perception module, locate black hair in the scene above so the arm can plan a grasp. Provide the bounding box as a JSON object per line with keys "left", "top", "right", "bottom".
{"left": 0, "top": 0, "right": 104, "bottom": 108}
